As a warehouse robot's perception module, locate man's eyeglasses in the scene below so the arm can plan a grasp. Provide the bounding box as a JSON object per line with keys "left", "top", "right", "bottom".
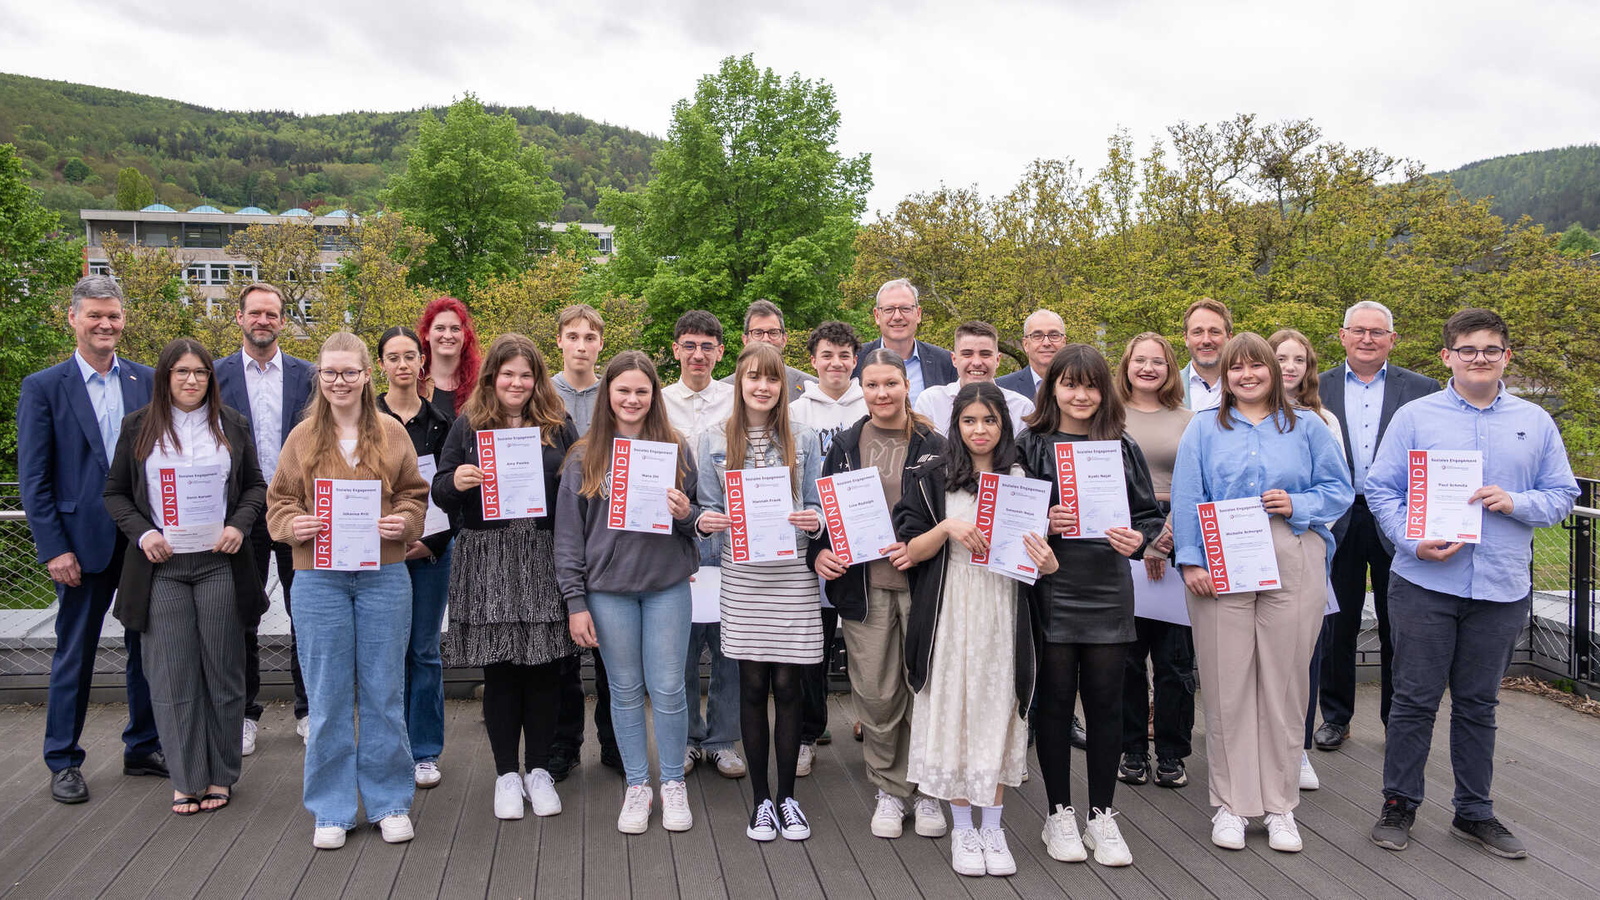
{"left": 875, "top": 305, "right": 918, "bottom": 318}
{"left": 318, "top": 368, "right": 365, "bottom": 383}
{"left": 745, "top": 329, "right": 786, "bottom": 340}
{"left": 676, "top": 341, "right": 719, "bottom": 354}
{"left": 1448, "top": 346, "right": 1506, "bottom": 362}
{"left": 171, "top": 367, "right": 211, "bottom": 382}
{"left": 1025, "top": 331, "right": 1066, "bottom": 343}
{"left": 1344, "top": 327, "right": 1392, "bottom": 340}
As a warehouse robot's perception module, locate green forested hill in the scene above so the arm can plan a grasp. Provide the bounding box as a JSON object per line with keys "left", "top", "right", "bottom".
{"left": 0, "top": 72, "right": 660, "bottom": 225}
{"left": 1439, "top": 145, "right": 1600, "bottom": 232}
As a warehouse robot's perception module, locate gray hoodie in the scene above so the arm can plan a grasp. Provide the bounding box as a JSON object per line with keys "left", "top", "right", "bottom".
{"left": 551, "top": 372, "right": 600, "bottom": 436}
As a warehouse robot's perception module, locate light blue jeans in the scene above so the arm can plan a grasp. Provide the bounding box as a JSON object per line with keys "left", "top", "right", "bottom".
{"left": 405, "top": 542, "right": 453, "bottom": 762}
{"left": 588, "top": 582, "right": 692, "bottom": 786}
{"left": 685, "top": 622, "right": 741, "bottom": 752}
{"left": 292, "top": 564, "right": 414, "bottom": 828}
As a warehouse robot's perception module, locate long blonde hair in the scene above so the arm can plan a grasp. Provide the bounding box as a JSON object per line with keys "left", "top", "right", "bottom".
{"left": 574, "top": 351, "right": 688, "bottom": 497}
{"left": 726, "top": 343, "right": 799, "bottom": 494}
{"left": 299, "top": 332, "right": 392, "bottom": 489}
{"left": 461, "top": 333, "right": 567, "bottom": 443}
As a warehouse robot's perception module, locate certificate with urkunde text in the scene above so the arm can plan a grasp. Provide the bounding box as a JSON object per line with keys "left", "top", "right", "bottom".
{"left": 1197, "top": 497, "right": 1280, "bottom": 594}
{"left": 972, "top": 471, "right": 1052, "bottom": 584}
{"left": 1404, "top": 449, "right": 1484, "bottom": 544}
{"left": 725, "top": 467, "right": 797, "bottom": 563}
{"left": 607, "top": 437, "right": 678, "bottom": 533}
{"left": 477, "top": 427, "right": 547, "bottom": 520}
{"left": 312, "top": 478, "right": 382, "bottom": 571}
{"left": 817, "top": 467, "right": 896, "bottom": 565}
{"left": 156, "top": 465, "right": 227, "bottom": 553}
{"left": 1054, "top": 440, "right": 1131, "bottom": 539}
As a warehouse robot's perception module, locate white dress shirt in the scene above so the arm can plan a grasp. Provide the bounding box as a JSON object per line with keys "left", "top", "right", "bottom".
{"left": 662, "top": 378, "right": 735, "bottom": 440}
{"left": 242, "top": 347, "right": 285, "bottom": 482}
{"left": 912, "top": 380, "right": 1035, "bottom": 436}
{"left": 141, "top": 404, "right": 228, "bottom": 547}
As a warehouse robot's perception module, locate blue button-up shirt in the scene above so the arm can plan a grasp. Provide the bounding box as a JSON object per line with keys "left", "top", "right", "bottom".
{"left": 75, "top": 351, "right": 123, "bottom": 466}
{"left": 1366, "top": 381, "right": 1579, "bottom": 602}
{"left": 1344, "top": 363, "right": 1387, "bottom": 494}
{"left": 1172, "top": 406, "right": 1354, "bottom": 570}
{"left": 904, "top": 343, "right": 926, "bottom": 404}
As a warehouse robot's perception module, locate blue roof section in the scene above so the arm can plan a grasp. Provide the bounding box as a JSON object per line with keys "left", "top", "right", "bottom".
{"left": 279, "top": 207, "right": 313, "bottom": 217}
{"left": 235, "top": 206, "right": 271, "bottom": 215}
{"left": 326, "top": 209, "right": 351, "bottom": 218}
{"left": 140, "top": 203, "right": 177, "bottom": 212}
{"left": 188, "top": 205, "right": 223, "bottom": 214}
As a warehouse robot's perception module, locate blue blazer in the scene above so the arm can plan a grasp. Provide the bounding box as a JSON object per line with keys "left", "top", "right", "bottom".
{"left": 852, "top": 338, "right": 958, "bottom": 388}
{"left": 994, "top": 367, "right": 1042, "bottom": 405}
{"left": 214, "top": 349, "right": 315, "bottom": 446}
{"left": 18, "top": 355, "right": 154, "bottom": 574}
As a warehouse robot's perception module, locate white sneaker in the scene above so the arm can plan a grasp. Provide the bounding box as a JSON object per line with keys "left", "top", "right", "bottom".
{"left": 871, "top": 791, "right": 906, "bottom": 838}
{"left": 746, "top": 798, "right": 778, "bottom": 841}
{"left": 1211, "top": 807, "right": 1247, "bottom": 850}
{"left": 241, "top": 719, "right": 258, "bottom": 757}
{"left": 378, "top": 814, "right": 414, "bottom": 843}
{"left": 617, "top": 783, "right": 652, "bottom": 834}
{"left": 524, "top": 769, "right": 562, "bottom": 817}
{"left": 295, "top": 717, "right": 310, "bottom": 745}
{"left": 950, "top": 828, "right": 986, "bottom": 876}
{"left": 796, "top": 743, "right": 815, "bottom": 777}
{"left": 980, "top": 826, "right": 1017, "bottom": 876}
{"left": 1299, "top": 752, "right": 1320, "bottom": 791}
{"left": 1265, "top": 811, "right": 1303, "bottom": 852}
{"left": 312, "top": 825, "right": 347, "bottom": 850}
{"left": 1042, "top": 804, "right": 1086, "bottom": 862}
{"left": 684, "top": 747, "right": 699, "bottom": 776}
{"left": 713, "top": 748, "right": 746, "bottom": 778}
{"left": 414, "top": 760, "right": 441, "bottom": 789}
{"left": 778, "top": 797, "right": 811, "bottom": 840}
{"left": 1084, "top": 808, "right": 1133, "bottom": 866}
{"left": 494, "top": 772, "right": 525, "bottom": 820}
{"left": 913, "top": 796, "right": 948, "bottom": 837}
{"left": 660, "top": 780, "right": 693, "bottom": 832}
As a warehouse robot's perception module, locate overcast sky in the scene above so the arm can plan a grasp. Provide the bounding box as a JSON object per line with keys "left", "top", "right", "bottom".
{"left": 3, "top": 0, "right": 1594, "bottom": 216}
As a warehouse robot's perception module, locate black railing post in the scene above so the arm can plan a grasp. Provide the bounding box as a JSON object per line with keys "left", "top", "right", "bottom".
{"left": 1573, "top": 478, "right": 1595, "bottom": 684}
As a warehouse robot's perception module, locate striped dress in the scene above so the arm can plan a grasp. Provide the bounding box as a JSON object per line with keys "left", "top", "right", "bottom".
{"left": 718, "top": 428, "right": 824, "bottom": 664}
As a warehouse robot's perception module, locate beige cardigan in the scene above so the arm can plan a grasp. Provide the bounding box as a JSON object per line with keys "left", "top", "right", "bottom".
{"left": 266, "top": 414, "right": 429, "bottom": 569}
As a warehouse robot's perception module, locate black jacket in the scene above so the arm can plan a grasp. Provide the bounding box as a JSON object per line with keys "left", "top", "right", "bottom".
{"left": 806, "top": 417, "right": 944, "bottom": 622}
{"left": 103, "top": 406, "right": 269, "bottom": 632}
{"left": 893, "top": 458, "right": 1037, "bottom": 718}
{"left": 432, "top": 414, "right": 580, "bottom": 532}
{"left": 378, "top": 392, "right": 458, "bottom": 557}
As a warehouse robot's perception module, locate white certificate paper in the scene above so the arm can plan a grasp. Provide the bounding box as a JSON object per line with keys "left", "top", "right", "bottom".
{"left": 1404, "top": 449, "right": 1484, "bottom": 544}
{"left": 1054, "top": 440, "right": 1131, "bottom": 539}
{"left": 157, "top": 465, "right": 227, "bottom": 553}
{"left": 972, "top": 471, "right": 1052, "bottom": 584}
{"left": 415, "top": 454, "right": 451, "bottom": 538}
{"left": 313, "top": 478, "right": 382, "bottom": 571}
{"left": 817, "top": 467, "right": 896, "bottom": 566}
{"left": 725, "top": 467, "right": 797, "bottom": 563}
{"left": 477, "top": 427, "right": 547, "bottom": 520}
{"left": 1197, "top": 497, "right": 1281, "bottom": 594}
{"left": 690, "top": 567, "right": 722, "bottom": 624}
{"left": 607, "top": 438, "right": 678, "bottom": 534}
{"left": 1131, "top": 559, "right": 1190, "bottom": 626}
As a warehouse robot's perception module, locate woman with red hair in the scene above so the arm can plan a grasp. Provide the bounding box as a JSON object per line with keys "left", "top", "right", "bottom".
{"left": 417, "top": 297, "right": 482, "bottom": 419}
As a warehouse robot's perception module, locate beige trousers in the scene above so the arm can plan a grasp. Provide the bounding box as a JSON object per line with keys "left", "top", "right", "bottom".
{"left": 1187, "top": 517, "right": 1326, "bottom": 817}
{"left": 842, "top": 585, "right": 916, "bottom": 799}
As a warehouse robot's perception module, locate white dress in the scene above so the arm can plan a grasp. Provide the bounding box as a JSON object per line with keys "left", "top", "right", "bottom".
{"left": 905, "top": 488, "right": 1030, "bottom": 802}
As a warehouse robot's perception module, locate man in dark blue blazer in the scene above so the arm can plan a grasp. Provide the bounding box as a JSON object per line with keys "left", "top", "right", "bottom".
{"left": 851, "top": 279, "right": 957, "bottom": 405}
{"left": 1314, "top": 301, "right": 1442, "bottom": 751}
{"left": 18, "top": 275, "right": 164, "bottom": 803}
{"left": 995, "top": 308, "right": 1067, "bottom": 405}
{"left": 213, "top": 282, "right": 315, "bottom": 754}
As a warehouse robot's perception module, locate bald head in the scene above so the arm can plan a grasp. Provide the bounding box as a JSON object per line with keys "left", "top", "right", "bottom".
{"left": 1021, "top": 309, "right": 1067, "bottom": 374}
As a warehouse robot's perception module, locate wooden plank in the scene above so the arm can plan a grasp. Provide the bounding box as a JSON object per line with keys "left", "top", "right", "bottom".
{"left": 392, "top": 699, "right": 487, "bottom": 900}
{"left": 197, "top": 705, "right": 312, "bottom": 899}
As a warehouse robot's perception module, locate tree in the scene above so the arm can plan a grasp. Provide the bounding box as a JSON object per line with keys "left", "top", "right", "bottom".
{"left": 473, "top": 248, "right": 648, "bottom": 370}
{"left": 594, "top": 54, "right": 872, "bottom": 360}
{"left": 0, "top": 143, "right": 81, "bottom": 475}
{"left": 62, "top": 157, "right": 90, "bottom": 184}
{"left": 114, "top": 166, "right": 155, "bottom": 210}
{"left": 301, "top": 211, "right": 435, "bottom": 356}
{"left": 98, "top": 232, "right": 211, "bottom": 363}
{"left": 1555, "top": 223, "right": 1600, "bottom": 257}
{"left": 226, "top": 217, "right": 325, "bottom": 329}
{"left": 384, "top": 95, "right": 564, "bottom": 298}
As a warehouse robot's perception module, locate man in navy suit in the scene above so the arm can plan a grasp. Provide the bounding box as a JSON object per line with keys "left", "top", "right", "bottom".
{"left": 851, "top": 279, "right": 957, "bottom": 404}
{"left": 18, "top": 275, "right": 165, "bottom": 803}
{"left": 1314, "top": 300, "right": 1442, "bottom": 751}
{"left": 995, "top": 308, "right": 1067, "bottom": 403}
{"left": 213, "top": 282, "right": 314, "bottom": 755}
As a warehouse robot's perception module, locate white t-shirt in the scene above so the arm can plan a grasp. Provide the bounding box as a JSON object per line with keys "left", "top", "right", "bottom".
{"left": 912, "top": 381, "right": 1035, "bottom": 436}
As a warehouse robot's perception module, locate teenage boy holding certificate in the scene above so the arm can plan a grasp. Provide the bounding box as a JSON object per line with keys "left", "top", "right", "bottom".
{"left": 1364, "top": 308, "right": 1578, "bottom": 859}
{"left": 1171, "top": 333, "right": 1352, "bottom": 855}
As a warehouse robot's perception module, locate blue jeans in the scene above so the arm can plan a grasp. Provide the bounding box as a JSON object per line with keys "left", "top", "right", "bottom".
{"left": 685, "top": 622, "right": 741, "bottom": 752}
{"left": 292, "top": 564, "right": 415, "bottom": 828}
{"left": 1382, "top": 574, "right": 1528, "bottom": 820}
{"left": 588, "top": 582, "right": 692, "bottom": 785}
{"left": 406, "top": 542, "right": 453, "bottom": 762}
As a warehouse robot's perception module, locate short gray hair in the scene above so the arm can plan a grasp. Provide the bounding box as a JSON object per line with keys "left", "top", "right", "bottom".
{"left": 1343, "top": 300, "right": 1394, "bottom": 330}
{"left": 875, "top": 278, "right": 919, "bottom": 305}
{"left": 71, "top": 274, "right": 124, "bottom": 314}
{"left": 744, "top": 299, "right": 785, "bottom": 330}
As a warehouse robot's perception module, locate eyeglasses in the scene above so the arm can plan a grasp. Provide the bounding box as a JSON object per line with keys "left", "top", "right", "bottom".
{"left": 875, "top": 305, "right": 918, "bottom": 318}
{"left": 382, "top": 352, "right": 421, "bottom": 365}
{"left": 1025, "top": 331, "right": 1066, "bottom": 343}
{"left": 318, "top": 368, "right": 365, "bottom": 383}
{"left": 745, "top": 328, "right": 786, "bottom": 340}
{"left": 171, "top": 367, "right": 210, "bottom": 382}
{"left": 1448, "top": 346, "right": 1506, "bottom": 362}
{"left": 676, "top": 341, "right": 719, "bottom": 354}
{"left": 1344, "top": 327, "right": 1392, "bottom": 340}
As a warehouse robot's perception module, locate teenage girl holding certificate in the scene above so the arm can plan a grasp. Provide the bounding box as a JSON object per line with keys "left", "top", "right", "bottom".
{"left": 1171, "top": 333, "right": 1352, "bottom": 855}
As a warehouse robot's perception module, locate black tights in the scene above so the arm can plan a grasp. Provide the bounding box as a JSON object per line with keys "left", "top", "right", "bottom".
{"left": 483, "top": 660, "right": 564, "bottom": 776}
{"left": 739, "top": 660, "right": 804, "bottom": 805}
{"left": 1036, "top": 641, "right": 1128, "bottom": 813}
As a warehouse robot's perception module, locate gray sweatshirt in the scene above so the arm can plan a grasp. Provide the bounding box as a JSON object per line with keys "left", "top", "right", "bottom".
{"left": 551, "top": 372, "right": 600, "bottom": 436}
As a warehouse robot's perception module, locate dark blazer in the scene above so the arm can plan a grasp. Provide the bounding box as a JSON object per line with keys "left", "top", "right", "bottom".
{"left": 18, "top": 355, "right": 154, "bottom": 574}
{"left": 102, "top": 406, "right": 269, "bottom": 631}
{"left": 994, "top": 367, "right": 1042, "bottom": 405}
{"left": 1318, "top": 362, "right": 1442, "bottom": 543}
{"left": 214, "top": 348, "right": 316, "bottom": 447}
{"left": 853, "top": 338, "right": 958, "bottom": 389}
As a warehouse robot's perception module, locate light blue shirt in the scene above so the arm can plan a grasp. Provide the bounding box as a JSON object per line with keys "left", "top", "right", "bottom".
{"left": 1172, "top": 406, "right": 1354, "bottom": 571}
{"left": 1344, "top": 363, "right": 1388, "bottom": 494}
{"left": 1365, "top": 381, "right": 1578, "bottom": 602}
{"left": 75, "top": 351, "right": 124, "bottom": 466}
{"left": 903, "top": 343, "right": 926, "bottom": 404}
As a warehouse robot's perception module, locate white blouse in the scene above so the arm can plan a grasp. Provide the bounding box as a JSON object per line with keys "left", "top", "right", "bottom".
{"left": 140, "top": 404, "right": 228, "bottom": 546}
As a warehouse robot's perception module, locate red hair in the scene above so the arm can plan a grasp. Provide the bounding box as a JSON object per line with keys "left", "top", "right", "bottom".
{"left": 416, "top": 296, "right": 482, "bottom": 414}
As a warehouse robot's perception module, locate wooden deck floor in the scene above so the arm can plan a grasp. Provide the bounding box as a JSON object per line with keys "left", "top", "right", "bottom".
{"left": 0, "top": 685, "right": 1596, "bottom": 899}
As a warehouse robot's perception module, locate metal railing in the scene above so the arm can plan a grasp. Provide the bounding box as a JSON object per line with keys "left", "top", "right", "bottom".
{"left": 1521, "top": 477, "right": 1598, "bottom": 687}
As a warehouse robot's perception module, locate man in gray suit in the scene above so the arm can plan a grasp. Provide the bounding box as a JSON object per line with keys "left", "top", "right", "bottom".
{"left": 1314, "top": 300, "right": 1442, "bottom": 751}
{"left": 995, "top": 309, "right": 1066, "bottom": 404}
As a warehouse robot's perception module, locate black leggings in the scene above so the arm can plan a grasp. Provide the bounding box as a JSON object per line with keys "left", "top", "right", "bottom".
{"left": 483, "top": 660, "right": 564, "bottom": 776}
{"left": 1036, "top": 641, "right": 1128, "bottom": 813}
{"left": 739, "top": 660, "right": 804, "bottom": 806}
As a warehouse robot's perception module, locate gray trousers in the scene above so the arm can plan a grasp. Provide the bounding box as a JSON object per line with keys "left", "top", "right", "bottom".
{"left": 143, "top": 551, "right": 246, "bottom": 795}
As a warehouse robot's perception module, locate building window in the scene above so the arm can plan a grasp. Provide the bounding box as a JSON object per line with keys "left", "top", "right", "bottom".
{"left": 88, "top": 263, "right": 112, "bottom": 276}
{"left": 185, "top": 266, "right": 207, "bottom": 284}
{"left": 183, "top": 223, "right": 228, "bottom": 249}
{"left": 598, "top": 235, "right": 614, "bottom": 254}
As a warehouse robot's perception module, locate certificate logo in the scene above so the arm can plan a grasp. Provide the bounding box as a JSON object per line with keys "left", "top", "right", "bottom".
{"left": 313, "top": 478, "right": 334, "bottom": 569}
{"left": 1405, "top": 450, "right": 1428, "bottom": 541}
{"left": 608, "top": 438, "right": 631, "bottom": 529}
{"left": 1054, "top": 444, "right": 1080, "bottom": 538}
{"left": 972, "top": 472, "right": 998, "bottom": 566}
{"left": 477, "top": 431, "right": 501, "bottom": 519}
{"left": 726, "top": 471, "right": 749, "bottom": 563}
{"left": 159, "top": 468, "right": 179, "bottom": 527}
{"left": 1198, "top": 501, "right": 1228, "bottom": 594}
{"left": 817, "top": 476, "right": 851, "bottom": 565}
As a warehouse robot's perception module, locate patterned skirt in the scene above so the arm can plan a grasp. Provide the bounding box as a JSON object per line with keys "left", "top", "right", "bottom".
{"left": 441, "top": 519, "right": 578, "bottom": 668}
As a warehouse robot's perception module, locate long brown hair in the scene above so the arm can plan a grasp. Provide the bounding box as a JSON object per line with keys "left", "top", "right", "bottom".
{"left": 857, "top": 347, "right": 934, "bottom": 441}
{"left": 1216, "top": 332, "right": 1299, "bottom": 433}
{"left": 574, "top": 351, "right": 688, "bottom": 497}
{"left": 1267, "top": 328, "right": 1324, "bottom": 414}
{"left": 726, "top": 343, "right": 799, "bottom": 494}
{"left": 1024, "top": 344, "right": 1126, "bottom": 441}
{"left": 1115, "top": 332, "right": 1184, "bottom": 410}
{"left": 134, "top": 339, "right": 229, "bottom": 460}
{"left": 461, "top": 333, "right": 567, "bottom": 444}
{"left": 299, "top": 332, "right": 393, "bottom": 487}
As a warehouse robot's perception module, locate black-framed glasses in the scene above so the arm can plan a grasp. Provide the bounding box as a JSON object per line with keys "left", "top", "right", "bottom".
{"left": 676, "top": 340, "right": 719, "bottom": 354}
{"left": 1025, "top": 331, "right": 1066, "bottom": 343}
{"left": 171, "top": 367, "right": 211, "bottom": 382}
{"left": 745, "top": 328, "right": 786, "bottom": 340}
{"left": 1448, "top": 346, "right": 1506, "bottom": 362}
{"left": 1344, "top": 327, "right": 1392, "bottom": 340}
{"left": 875, "top": 305, "right": 917, "bottom": 317}
{"left": 317, "top": 368, "right": 365, "bottom": 383}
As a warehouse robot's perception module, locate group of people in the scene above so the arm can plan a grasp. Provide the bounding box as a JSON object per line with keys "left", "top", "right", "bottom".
{"left": 18, "top": 273, "right": 1578, "bottom": 876}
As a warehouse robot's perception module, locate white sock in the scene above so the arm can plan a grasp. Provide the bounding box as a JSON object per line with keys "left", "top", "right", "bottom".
{"left": 980, "top": 804, "right": 1003, "bottom": 830}
{"left": 950, "top": 804, "right": 973, "bottom": 831}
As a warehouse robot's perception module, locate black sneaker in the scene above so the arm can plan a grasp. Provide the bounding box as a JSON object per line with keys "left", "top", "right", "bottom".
{"left": 1451, "top": 815, "right": 1527, "bottom": 859}
{"left": 1117, "top": 752, "right": 1149, "bottom": 785}
{"left": 601, "top": 744, "right": 625, "bottom": 775}
{"left": 1370, "top": 798, "right": 1416, "bottom": 850}
{"left": 547, "top": 745, "right": 579, "bottom": 782}
{"left": 1154, "top": 757, "right": 1188, "bottom": 788}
